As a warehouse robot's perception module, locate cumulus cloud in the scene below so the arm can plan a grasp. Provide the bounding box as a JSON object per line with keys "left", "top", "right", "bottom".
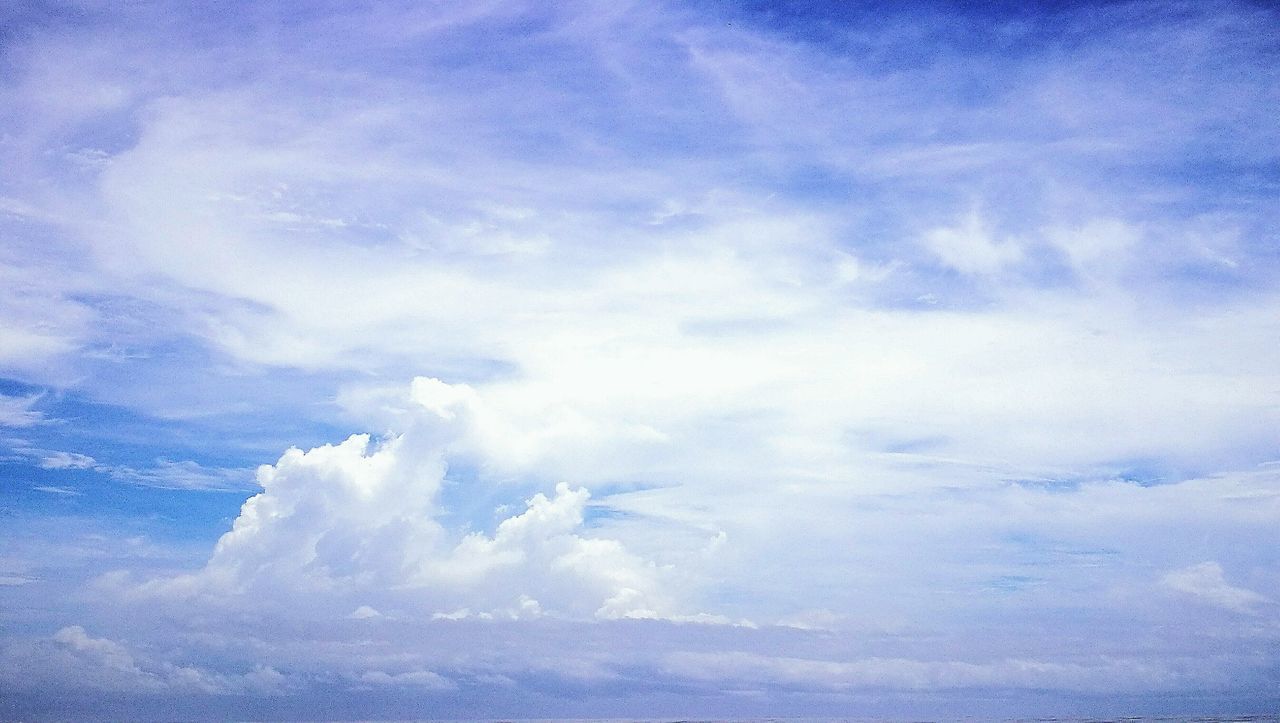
{"left": 428, "top": 481, "right": 672, "bottom": 620}
{"left": 53, "top": 625, "right": 150, "bottom": 680}
{"left": 135, "top": 378, "right": 680, "bottom": 622}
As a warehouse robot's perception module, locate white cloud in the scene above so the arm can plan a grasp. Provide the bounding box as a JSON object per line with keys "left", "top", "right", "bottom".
{"left": 39, "top": 451, "right": 97, "bottom": 469}
{"left": 53, "top": 625, "right": 150, "bottom": 679}
{"left": 33, "top": 485, "right": 81, "bottom": 496}
{"left": 2, "top": 0, "right": 1274, "bottom": 493}
{"left": 923, "top": 208, "right": 1023, "bottom": 275}
{"left": 0, "top": 324, "right": 79, "bottom": 375}
{"left": 427, "top": 481, "right": 672, "bottom": 620}
{"left": 2, "top": 0, "right": 1280, "bottom": 714}
{"left": 1044, "top": 217, "right": 1142, "bottom": 276}
{"left": 1162, "top": 561, "right": 1269, "bottom": 613}
{"left": 134, "top": 379, "right": 682, "bottom": 622}
{"left": 0, "top": 393, "right": 43, "bottom": 428}
{"left": 0, "top": 626, "right": 285, "bottom": 697}
{"left": 6, "top": 440, "right": 254, "bottom": 491}
{"left": 105, "top": 459, "right": 256, "bottom": 491}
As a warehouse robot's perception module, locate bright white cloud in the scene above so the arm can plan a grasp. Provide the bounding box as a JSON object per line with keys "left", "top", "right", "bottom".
{"left": 134, "top": 379, "right": 683, "bottom": 622}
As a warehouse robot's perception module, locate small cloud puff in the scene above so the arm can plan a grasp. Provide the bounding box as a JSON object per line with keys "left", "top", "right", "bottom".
{"left": 39, "top": 451, "right": 97, "bottom": 470}
{"left": 348, "top": 605, "right": 382, "bottom": 619}
{"left": 922, "top": 209, "right": 1022, "bottom": 275}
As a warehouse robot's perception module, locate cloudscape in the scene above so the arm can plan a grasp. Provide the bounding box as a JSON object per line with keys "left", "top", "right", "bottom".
{"left": 1, "top": 0, "right": 1278, "bottom": 719}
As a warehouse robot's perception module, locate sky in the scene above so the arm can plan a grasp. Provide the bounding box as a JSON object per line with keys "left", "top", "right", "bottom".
{"left": 1, "top": 0, "right": 1278, "bottom": 719}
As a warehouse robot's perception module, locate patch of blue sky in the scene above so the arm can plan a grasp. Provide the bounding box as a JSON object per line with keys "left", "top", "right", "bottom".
{"left": 0, "top": 461, "right": 245, "bottom": 541}
{"left": 999, "top": 532, "right": 1120, "bottom": 566}
{"left": 712, "top": 0, "right": 1031, "bottom": 57}
{"left": 3, "top": 378, "right": 264, "bottom": 466}
{"left": 580, "top": 504, "right": 641, "bottom": 528}
{"left": 763, "top": 163, "right": 868, "bottom": 204}
{"left": 586, "top": 478, "right": 675, "bottom": 497}
{"left": 431, "top": 462, "right": 541, "bottom": 539}
{"left": 0, "top": 378, "right": 39, "bottom": 397}
{"left": 433, "top": 464, "right": 662, "bottom": 541}
{"left": 1009, "top": 460, "right": 1183, "bottom": 491}
{"left": 50, "top": 110, "right": 146, "bottom": 164}
{"left": 1108, "top": 460, "right": 1180, "bottom": 488}
{"left": 0, "top": 368, "right": 374, "bottom": 533}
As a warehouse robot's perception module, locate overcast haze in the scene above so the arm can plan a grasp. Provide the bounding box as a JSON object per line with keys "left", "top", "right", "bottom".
{"left": 1, "top": 0, "right": 1279, "bottom": 719}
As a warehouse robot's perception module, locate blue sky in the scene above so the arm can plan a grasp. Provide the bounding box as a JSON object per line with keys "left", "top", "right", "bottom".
{"left": 1, "top": 0, "right": 1279, "bottom": 718}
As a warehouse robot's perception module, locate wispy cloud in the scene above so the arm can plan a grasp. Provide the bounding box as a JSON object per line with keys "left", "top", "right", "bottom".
{"left": 8, "top": 441, "right": 254, "bottom": 491}
{"left": 104, "top": 459, "right": 255, "bottom": 492}
{"left": 32, "top": 485, "right": 81, "bottom": 496}
{"left": 0, "top": 393, "right": 43, "bottom": 428}
{"left": 0, "top": 0, "right": 1278, "bottom": 717}
{"left": 38, "top": 451, "right": 96, "bottom": 470}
